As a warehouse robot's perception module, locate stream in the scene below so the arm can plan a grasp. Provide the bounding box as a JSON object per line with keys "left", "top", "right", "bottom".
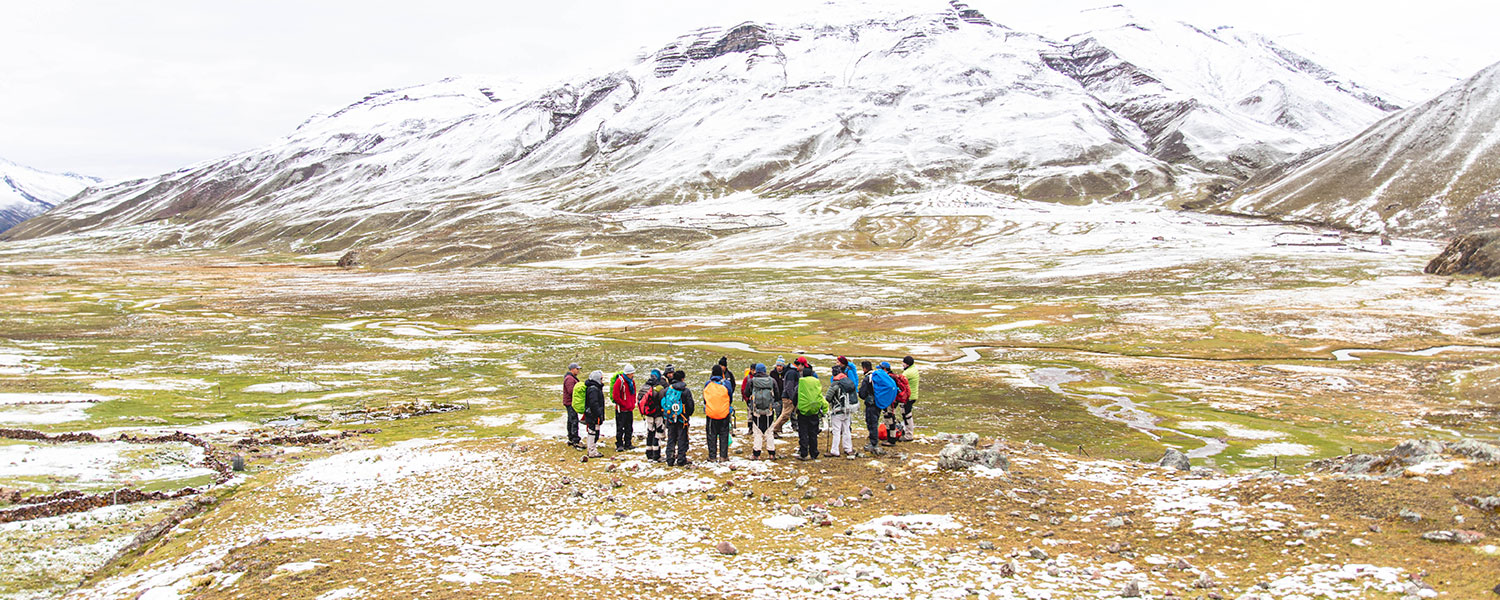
{"left": 1029, "top": 367, "right": 1227, "bottom": 459}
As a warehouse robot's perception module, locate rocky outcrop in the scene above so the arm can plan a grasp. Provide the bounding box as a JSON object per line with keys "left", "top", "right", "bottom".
{"left": 1156, "top": 448, "right": 1191, "bottom": 471}
{"left": 1310, "top": 438, "right": 1500, "bottom": 477}
{"left": 936, "top": 433, "right": 1009, "bottom": 471}
{"left": 1425, "top": 230, "right": 1500, "bottom": 278}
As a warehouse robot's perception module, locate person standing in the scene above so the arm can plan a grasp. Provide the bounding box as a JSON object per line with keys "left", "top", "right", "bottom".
{"left": 857, "top": 361, "right": 881, "bottom": 453}
{"left": 611, "top": 365, "right": 638, "bottom": 452}
{"left": 794, "top": 363, "right": 827, "bottom": 460}
{"left": 703, "top": 365, "right": 734, "bottom": 462}
{"left": 562, "top": 363, "right": 583, "bottom": 449}
{"left": 639, "top": 369, "right": 665, "bottom": 462}
{"left": 870, "top": 362, "right": 899, "bottom": 446}
{"left": 772, "top": 357, "right": 804, "bottom": 436}
{"left": 748, "top": 364, "right": 778, "bottom": 460}
{"left": 902, "top": 355, "right": 920, "bottom": 435}
{"left": 583, "top": 370, "right": 608, "bottom": 458}
{"left": 824, "top": 362, "right": 857, "bottom": 458}
{"left": 662, "top": 369, "right": 696, "bottom": 467}
{"left": 740, "top": 364, "right": 756, "bottom": 437}
{"left": 768, "top": 357, "right": 787, "bottom": 436}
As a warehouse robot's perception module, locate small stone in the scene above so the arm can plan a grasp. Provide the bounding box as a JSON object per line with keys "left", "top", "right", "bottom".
{"left": 803, "top": 489, "right": 816, "bottom": 500}
{"left": 1194, "top": 573, "right": 1216, "bottom": 589}
{"left": 885, "top": 483, "right": 896, "bottom": 492}
{"left": 705, "top": 493, "right": 716, "bottom": 500}
{"left": 859, "top": 486, "right": 874, "bottom": 498}
{"left": 979, "top": 541, "right": 996, "bottom": 550}
{"left": 1172, "top": 557, "right": 1192, "bottom": 570}
{"left": 610, "top": 477, "right": 623, "bottom": 488}
{"left": 1028, "top": 546, "right": 1049, "bottom": 560}
{"left": 716, "top": 541, "right": 738, "bottom": 555}
{"left": 795, "top": 476, "right": 810, "bottom": 488}
{"left": 1105, "top": 517, "right": 1127, "bottom": 529}
{"left": 998, "top": 560, "right": 1017, "bottom": 577}
{"left": 1398, "top": 509, "right": 1422, "bottom": 523}
{"left": 1121, "top": 580, "right": 1141, "bottom": 597}
{"left": 1421, "top": 530, "right": 1486, "bottom": 544}
{"left": 1157, "top": 448, "right": 1190, "bottom": 471}
{"left": 1369, "top": 524, "right": 1383, "bottom": 533}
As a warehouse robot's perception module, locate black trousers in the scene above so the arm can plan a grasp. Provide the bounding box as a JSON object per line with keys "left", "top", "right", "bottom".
{"left": 566, "top": 406, "right": 581, "bottom": 445}
{"left": 706, "top": 417, "right": 730, "bottom": 460}
{"left": 796, "top": 413, "right": 821, "bottom": 459}
{"left": 615, "top": 411, "right": 634, "bottom": 450}
{"left": 664, "top": 421, "right": 690, "bottom": 466}
{"left": 865, "top": 404, "right": 881, "bottom": 447}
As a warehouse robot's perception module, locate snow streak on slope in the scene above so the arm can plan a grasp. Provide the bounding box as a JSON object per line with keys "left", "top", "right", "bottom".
{"left": 0, "top": 158, "right": 99, "bottom": 233}
{"left": 1226, "top": 61, "right": 1500, "bottom": 239}
{"left": 1, "top": 1, "right": 1413, "bottom": 265}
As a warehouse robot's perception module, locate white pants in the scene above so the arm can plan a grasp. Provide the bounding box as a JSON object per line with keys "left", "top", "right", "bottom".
{"left": 751, "top": 413, "right": 775, "bottom": 454}
{"left": 828, "top": 412, "right": 853, "bottom": 455}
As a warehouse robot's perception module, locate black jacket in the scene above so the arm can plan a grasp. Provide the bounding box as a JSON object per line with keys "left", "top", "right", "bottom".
{"left": 584, "top": 379, "right": 606, "bottom": 424}
{"left": 670, "top": 380, "right": 695, "bottom": 418}
{"left": 858, "top": 371, "right": 874, "bottom": 404}
{"left": 782, "top": 367, "right": 800, "bottom": 401}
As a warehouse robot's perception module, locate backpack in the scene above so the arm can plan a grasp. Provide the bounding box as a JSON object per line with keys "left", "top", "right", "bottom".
{"left": 571, "top": 380, "right": 587, "bottom": 414}
{"left": 636, "top": 386, "right": 654, "bottom": 415}
{"left": 751, "top": 376, "right": 776, "bottom": 412}
{"left": 703, "top": 380, "right": 732, "bottom": 420}
{"left": 661, "top": 386, "right": 686, "bottom": 424}
{"left": 893, "top": 374, "right": 911, "bottom": 405}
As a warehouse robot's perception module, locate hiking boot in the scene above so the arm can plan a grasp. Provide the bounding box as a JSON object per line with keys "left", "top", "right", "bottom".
{"left": 753, "top": 451, "right": 762, "bottom": 460}
{"left": 768, "top": 451, "right": 778, "bottom": 460}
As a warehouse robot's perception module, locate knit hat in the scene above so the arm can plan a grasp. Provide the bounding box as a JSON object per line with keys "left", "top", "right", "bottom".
{"left": 775, "top": 356, "right": 786, "bottom": 366}
{"left": 711, "top": 364, "right": 724, "bottom": 378}
{"left": 837, "top": 356, "right": 849, "bottom": 366}
{"left": 589, "top": 370, "right": 605, "bottom": 383}
{"left": 755, "top": 363, "right": 767, "bottom": 375}
{"left": 718, "top": 356, "right": 728, "bottom": 367}
{"left": 903, "top": 355, "right": 915, "bottom": 367}
{"left": 623, "top": 364, "right": 636, "bottom": 375}
{"left": 650, "top": 369, "right": 662, "bottom": 383}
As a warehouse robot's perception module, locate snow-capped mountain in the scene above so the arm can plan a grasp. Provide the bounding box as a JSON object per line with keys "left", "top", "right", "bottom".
{"left": 0, "top": 158, "right": 99, "bottom": 233}
{"left": 1224, "top": 60, "right": 1500, "bottom": 239}
{"left": 2, "top": 1, "right": 1418, "bottom": 265}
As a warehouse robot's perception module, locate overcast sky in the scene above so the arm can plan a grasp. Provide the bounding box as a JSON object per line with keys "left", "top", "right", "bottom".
{"left": 2, "top": 0, "right": 1496, "bottom": 181}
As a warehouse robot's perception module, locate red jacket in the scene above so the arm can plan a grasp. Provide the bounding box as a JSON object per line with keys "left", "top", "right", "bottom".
{"left": 562, "top": 373, "right": 579, "bottom": 410}
{"left": 612, "top": 374, "right": 637, "bottom": 412}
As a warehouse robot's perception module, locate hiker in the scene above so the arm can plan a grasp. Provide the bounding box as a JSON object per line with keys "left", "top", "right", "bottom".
{"left": 639, "top": 369, "right": 665, "bottom": 462}
{"left": 718, "top": 356, "right": 736, "bottom": 391}
{"left": 902, "top": 355, "right": 920, "bottom": 435}
{"left": 857, "top": 360, "right": 880, "bottom": 452}
{"left": 703, "top": 365, "right": 734, "bottom": 462}
{"left": 795, "top": 362, "right": 827, "bottom": 460}
{"left": 870, "top": 362, "right": 899, "bottom": 446}
{"left": 748, "top": 363, "right": 778, "bottom": 460}
{"left": 662, "top": 369, "right": 695, "bottom": 467}
{"left": 891, "top": 365, "right": 912, "bottom": 442}
{"left": 825, "top": 361, "right": 857, "bottom": 458}
{"left": 740, "top": 364, "right": 756, "bottom": 437}
{"left": 583, "top": 370, "right": 608, "bottom": 458}
{"left": 768, "top": 357, "right": 787, "bottom": 435}
{"left": 773, "top": 356, "right": 805, "bottom": 436}
{"left": 836, "top": 355, "right": 858, "bottom": 382}
{"left": 611, "top": 365, "right": 638, "bottom": 452}
{"left": 562, "top": 363, "right": 583, "bottom": 449}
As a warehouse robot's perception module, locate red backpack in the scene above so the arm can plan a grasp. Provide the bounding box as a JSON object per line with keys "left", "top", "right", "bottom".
{"left": 893, "top": 374, "right": 911, "bottom": 405}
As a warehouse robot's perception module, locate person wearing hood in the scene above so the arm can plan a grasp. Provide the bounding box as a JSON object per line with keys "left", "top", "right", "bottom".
{"left": 562, "top": 363, "right": 583, "bottom": 449}
{"left": 639, "top": 369, "right": 666, "bottom": 462}
{"left": 739, "top": 364, "right": 756, "bottom": 437}
{"left": 583, "top": 370, "right": 608, "bottom": 458}
{"left": 857, "top": 361, "right": 881, "bottom": 453}
{"left": 663, "top": 369, "right": 696, "bottom": 467}
{"left": 824, "top": 361, "right": 858, "bottom": 458}
{"left": 772, "top": 356, "right": 805, "bottom": 437}
{"left": 768, "top": 357, "right": 787, "bottom": 435}
{"left": 901, "top": 355, "right": 920, "bottom": 435}
{"left": 703, "top": 365, "right": 734, "bottom": 462}
{"left": 794, "top": 363, "right": 828, "bottom": 460}
{"left": 748, "top": 363, "right": 779, "bottom": 460}
{"left": 612, "top": 364, "right": 638, "bottom": 452}
{"left": 870, "top": 362, "right": 899, "bottom": 446}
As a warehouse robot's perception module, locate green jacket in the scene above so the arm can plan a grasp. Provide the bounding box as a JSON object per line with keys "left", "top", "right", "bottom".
{"left": 796, "top": 375, "right": 828, "bottom": 416}
{"left": 905, "top": 364, "right": 920, "bottom": 401}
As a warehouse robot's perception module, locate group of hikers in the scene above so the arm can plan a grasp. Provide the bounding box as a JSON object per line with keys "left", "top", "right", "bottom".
{"left": 560, "top": 355, "right": 920, "bottom": 463}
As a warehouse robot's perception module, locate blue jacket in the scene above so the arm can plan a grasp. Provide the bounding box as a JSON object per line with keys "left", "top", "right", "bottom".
{"left": 870, "top": 369, "right": 897, "bottom": 410}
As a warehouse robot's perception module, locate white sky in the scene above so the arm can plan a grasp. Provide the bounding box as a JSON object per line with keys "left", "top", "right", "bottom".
{"left": 2, "top": 0, "right": 1496, "bottom": 181}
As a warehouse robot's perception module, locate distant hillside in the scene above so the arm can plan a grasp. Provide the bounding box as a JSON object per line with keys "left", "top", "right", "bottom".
{"left": 0, "top": 158, "right": 99, "bottom": 232}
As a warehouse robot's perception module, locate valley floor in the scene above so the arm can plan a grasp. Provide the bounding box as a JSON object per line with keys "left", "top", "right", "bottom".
{"left": 1, "top": 205, "right": 1498, "bottom": 598}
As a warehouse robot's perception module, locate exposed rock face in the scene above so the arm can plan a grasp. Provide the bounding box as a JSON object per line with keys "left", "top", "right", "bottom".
{"left": 1226, "top": 60, "right": 1500, "bottom": 239}
{"left": 1425, "top": 230, "right": 1500, "bottom": 278}
{"left": 0, "top": 157, "right": 98, "bottom": 232}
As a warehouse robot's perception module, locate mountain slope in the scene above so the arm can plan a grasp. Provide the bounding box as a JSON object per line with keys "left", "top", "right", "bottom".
{"left": 0, "top": 158, "right": 99, "bottom": 232}
{"left": 2, "top": 1, "right": 1411, "bottom": 266}
{"left": 1224, "top": 61, "right": 1500, "bottom": 238}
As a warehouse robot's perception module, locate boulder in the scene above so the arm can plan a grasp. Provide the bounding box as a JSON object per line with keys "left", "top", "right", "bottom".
{"left": 716, "top": 541, "right": 738, "bottom": 555}
{"left": 1449, "top": 439, "right": 1500, "bottom": 462}
{"left": 1426, "top": 230, "right": 1500, "bottom": 278}
{"left": 1389, "top": 439, "right": 1445, "bottom": 459}
{"left": 937, "top": 443, "right": 983, "bottom": 470}
{"left": 1121, "top": 580, "right": 1141, "bottom": 597}
{"left": 1157, "top": 448, "right": 1191, "bottom": 471}
{"left": 1421, "top": 530, "right": 1486, "bottom": 544}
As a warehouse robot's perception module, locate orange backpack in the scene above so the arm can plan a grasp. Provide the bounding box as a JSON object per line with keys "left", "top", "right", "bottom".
{"left": 703, "top": 380, "right": 732, "bottom": 420}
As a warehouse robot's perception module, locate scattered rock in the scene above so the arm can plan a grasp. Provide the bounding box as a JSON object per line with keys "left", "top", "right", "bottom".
{"left": 1157, "top": 448, "right": 1190, "bottom": 472}
{"left": 885, "top": 483, "right": 896, "bottom": 492}
{"left": 979, "top": 541, "right": 995, "bottom": 550}
{"left": 1421, "top": 530, "right": 1486, "bottom": 544}
{"left": 1194, "top": 573, "right": 1216, "bottom": 589}
{"left": 1470, "top": 496, "right": 1500, "bottom": 511}
{"left": 794, "top": 476, "right": 809, "bottom": 488}
{"left": 938, "top": 440, "right": 1009, "bottom": 471}
{"left": 1028, "top": 546, "right": 1049, "bottom": 560}
{"left": 802, "top": 489, "right": 816, "bottom": 500}
{"left": 1450, "top": 439, "right": 1500, "bottom": 462}
{"left": 716, "top": 541, "right": 738, "bottom": 555}
{"left": 859, "top": 487, "right": 874, "bottom": 498}
{"left": 1121, "top": 580, "right": 1141, "bottom": 597}
{"left": 1398, "top": 509, "right": 1423, "bottom": 523}
{"left": 1172, "top": 557, "right": 1191, "bottom": 571}
{"left": 336, "top": 251, "right": 360, "bottom": 268}
{"left": 1389, "top": 439, "right": 1445, "bottom": 461}
{"left": 1105, "top": 517, "right": 1127, "bottom": 529}
{"left": 998, "top": 560, "right": 1017, "bottom": 577}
